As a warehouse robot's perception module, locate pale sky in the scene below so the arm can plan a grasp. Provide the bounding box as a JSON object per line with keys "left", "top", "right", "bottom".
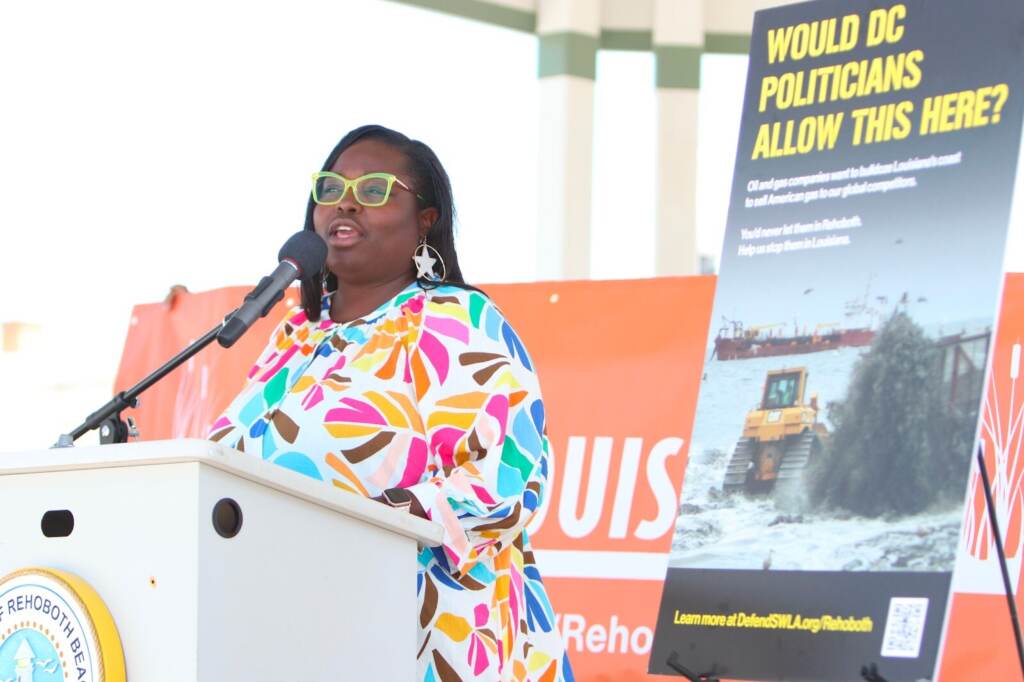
{"left": 0, "top": 1, "right": 749, "bottom": 326}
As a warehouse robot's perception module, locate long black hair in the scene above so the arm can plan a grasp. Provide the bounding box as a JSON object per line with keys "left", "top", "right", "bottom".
{"left": 300, "top": 124, "right": 468, "bottom": 321}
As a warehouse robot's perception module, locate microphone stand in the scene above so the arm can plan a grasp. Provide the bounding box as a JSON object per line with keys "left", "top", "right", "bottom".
{"left": 52, "top": 314, "right": 233, "bottom": 447}
{"left": 976, "top": 443, "right": 1024, "bottom": 679}
{"left": 665, "top": 652, "right": 720, "bottom": 682}
{"left": 54, "top": 230, "right": 324, "bottom": 448}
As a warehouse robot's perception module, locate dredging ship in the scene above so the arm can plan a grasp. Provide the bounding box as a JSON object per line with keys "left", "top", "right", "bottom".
{"left": 712, "top": 320, "right": 875, "bottom": 361}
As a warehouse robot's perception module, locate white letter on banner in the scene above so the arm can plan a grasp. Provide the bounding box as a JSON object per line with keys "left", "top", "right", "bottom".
{"left": 561, "top": 614, "right": 586, "bottom": 651}
{"left": 558, "top": 436, "right": 612, "bottom": 538}
{"left": 608, "top": 437, "right": 644, "bottom": 538}
{"left": 631, "top": 626, "right": 654, "bottom": 654}
{"left": 585, "top": 624, "right": 608, "bottom": 652}
{"left": 608, "top": 615, "right": 631, "bottom": 654}
{"left": 634, "top": 437, "right": 685, "bottom": 540}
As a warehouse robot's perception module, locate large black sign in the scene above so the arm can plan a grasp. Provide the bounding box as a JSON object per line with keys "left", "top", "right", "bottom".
{"left": 650, "top": 1, "right": 1024, "bottom": 680}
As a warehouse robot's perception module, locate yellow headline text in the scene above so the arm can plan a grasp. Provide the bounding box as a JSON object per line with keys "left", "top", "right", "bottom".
{"left": 750, "top": 2, "right": 1014, "bottom": 160}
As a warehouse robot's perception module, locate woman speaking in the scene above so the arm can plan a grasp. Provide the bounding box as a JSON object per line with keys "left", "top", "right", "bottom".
{"left": 209, "top": 125, "right": 573, "bottom": 681}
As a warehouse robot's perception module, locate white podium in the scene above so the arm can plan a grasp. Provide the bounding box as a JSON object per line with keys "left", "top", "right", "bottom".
{"left": 0, "top": 439, "right": 442, "bottom": 681}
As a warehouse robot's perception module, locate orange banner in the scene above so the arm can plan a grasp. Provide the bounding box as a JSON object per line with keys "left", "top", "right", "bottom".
{"left": 938, "top": 271, "right": 1024, "bottom": 681}
{"left": 114, "top": 275, "right": 1024, "bottom": 681}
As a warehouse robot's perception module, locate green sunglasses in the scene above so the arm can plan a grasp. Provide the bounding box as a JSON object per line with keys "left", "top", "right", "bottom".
{"left": 311, "top": 171, "right": 424, "bottom": 207}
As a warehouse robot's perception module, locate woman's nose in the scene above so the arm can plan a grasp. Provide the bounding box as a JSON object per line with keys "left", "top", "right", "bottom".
{"left": 336, "top": 185, "right": 361, "bottom": 212}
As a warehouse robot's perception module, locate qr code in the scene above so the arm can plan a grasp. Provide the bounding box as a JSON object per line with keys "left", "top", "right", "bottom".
{"left": 881, "top": 597, "right": 929, "bottom": 658}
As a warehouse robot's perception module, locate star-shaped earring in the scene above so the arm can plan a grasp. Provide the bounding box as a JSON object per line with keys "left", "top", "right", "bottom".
{"left": 414, "top": 242, "right": 438, "bottom": 280}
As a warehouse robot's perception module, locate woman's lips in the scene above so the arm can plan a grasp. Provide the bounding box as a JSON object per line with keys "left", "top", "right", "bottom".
{"left": 327, "top": 220, "right": 361, "bottom": 247}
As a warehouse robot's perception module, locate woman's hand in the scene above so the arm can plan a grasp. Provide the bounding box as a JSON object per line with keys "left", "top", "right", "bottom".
{"left": 373, "top": 487, "right": 428, "bottom": 519}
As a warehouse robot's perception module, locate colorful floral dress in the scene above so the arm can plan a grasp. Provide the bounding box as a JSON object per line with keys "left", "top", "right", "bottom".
{"left": 209, "top": 282, "right": 573, "bottom": 682}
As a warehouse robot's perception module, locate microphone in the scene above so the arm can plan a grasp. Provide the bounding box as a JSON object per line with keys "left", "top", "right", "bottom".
{"left": 216, "top": 231, "right": 327, "bottom": 348}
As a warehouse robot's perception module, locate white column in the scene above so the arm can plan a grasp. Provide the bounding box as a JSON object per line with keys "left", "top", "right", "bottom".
{"left": 536, "top": 0, "right": 601, "bottom": 280}
{"left": 653, "top": 0, "right": 703, "bottom": 276}
{"left": 704, "top": 0, "right": 772, "bottom": 37}
{"left": 703, "top": 0, "right": 763, "bottom": 54}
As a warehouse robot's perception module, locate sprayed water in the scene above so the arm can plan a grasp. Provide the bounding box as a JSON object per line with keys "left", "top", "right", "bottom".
{"left": 672, "top": 346, "right": 962, "bottom": 571}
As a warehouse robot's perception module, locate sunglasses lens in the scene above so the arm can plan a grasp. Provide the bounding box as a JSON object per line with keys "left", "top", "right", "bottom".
{"left": 354, "top": 176, "right": 390, "bottom": 206}
{"left": 313, "top": 175, "right": 345, "bottom": 204}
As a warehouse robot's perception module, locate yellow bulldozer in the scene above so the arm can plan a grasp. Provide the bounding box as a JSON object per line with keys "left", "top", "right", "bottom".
{"left": 722, "top": 367, "right": 828, "bottom": 493}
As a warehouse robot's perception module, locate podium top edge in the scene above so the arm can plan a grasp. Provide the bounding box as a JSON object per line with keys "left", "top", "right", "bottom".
{"left": 0, "top": 438, "right": 443, "bottom": 546}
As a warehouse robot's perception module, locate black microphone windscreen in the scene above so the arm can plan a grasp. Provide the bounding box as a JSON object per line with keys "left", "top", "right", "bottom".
{"left": 278, "top": 231, "right": 327, "bottom": 280}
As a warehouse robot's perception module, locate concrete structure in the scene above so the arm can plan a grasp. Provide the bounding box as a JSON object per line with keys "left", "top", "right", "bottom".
{"left": 389, "top": 0, "right": 788, "bottom": 277}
